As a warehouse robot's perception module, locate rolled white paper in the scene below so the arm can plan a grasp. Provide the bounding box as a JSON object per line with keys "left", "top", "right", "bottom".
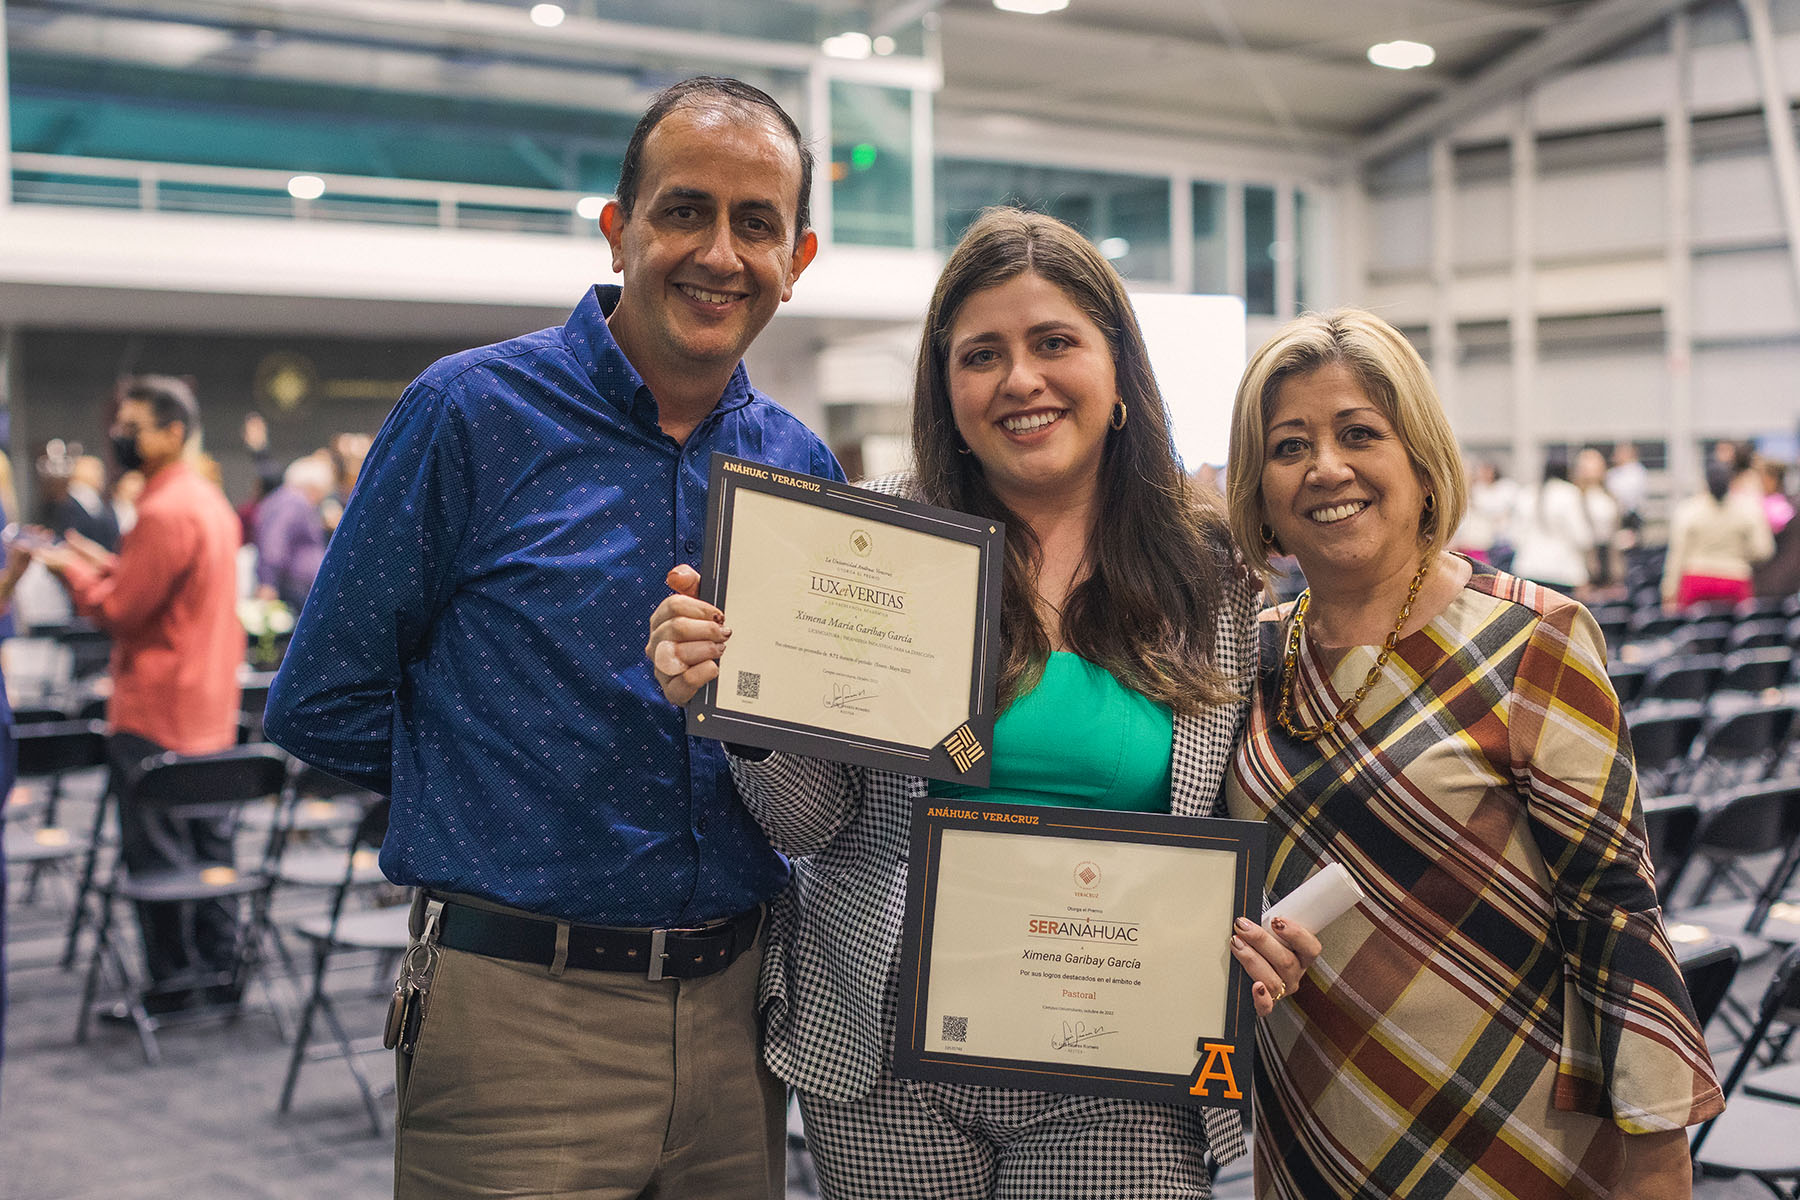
{"left": 1262, "top": 862, "right": 1366, "bottom": 934}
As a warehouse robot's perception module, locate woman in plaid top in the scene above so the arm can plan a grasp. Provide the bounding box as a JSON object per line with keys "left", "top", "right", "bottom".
{"left": 649, "top": 208, "right": 1311, "bottom": 1198}
{"left": 1222, "top": 309, "right": 1723, "bottom": 1199}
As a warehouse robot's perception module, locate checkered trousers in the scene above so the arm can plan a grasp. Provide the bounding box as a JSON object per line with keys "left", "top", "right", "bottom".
{"left": 728, "top": 474, "right": 1260, "bottom": 1184}
{"left": 797, "top": 1068, "right": 1218, "bottom": 1199}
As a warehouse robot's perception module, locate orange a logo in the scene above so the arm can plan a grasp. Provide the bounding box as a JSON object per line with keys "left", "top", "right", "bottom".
{"left": 1187, "top": 1043, "right": 1243, "bottom": 1100}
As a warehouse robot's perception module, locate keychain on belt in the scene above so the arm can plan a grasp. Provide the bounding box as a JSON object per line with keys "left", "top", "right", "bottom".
{"left": 385, "top": 898, "right": 444, "bottom": 1053}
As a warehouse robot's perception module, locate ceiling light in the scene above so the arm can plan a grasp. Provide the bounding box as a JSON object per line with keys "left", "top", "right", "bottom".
{"left": 872, "top": 35, "right": 897, "bottom": 55}
{"left": 994, "top": 0, "right": 1069, "bottom": 13}
{"left": 822, "top": 31, "right": 872, "bottom": 59}
{"left": 1367, "top": 39, "right": 1435, "bottom": 70}
{"left": 575, "top": 196, "right": 607, "bottom": 220}
{"left": 1099, "top": 237, "right": 1130, "bottom": 259}
{"left": 529, "top": 4, "right": 565, "bottom": 27}
{"left": 287, "top": 175, "right": 325, "bottom": 200}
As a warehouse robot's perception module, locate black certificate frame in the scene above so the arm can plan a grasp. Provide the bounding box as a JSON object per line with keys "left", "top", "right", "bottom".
{"left": 893, "top": 798, "right": 1268, "bottom": 1111}
{"left": 688, "top": 453, "right": 1005, "bottom": 786}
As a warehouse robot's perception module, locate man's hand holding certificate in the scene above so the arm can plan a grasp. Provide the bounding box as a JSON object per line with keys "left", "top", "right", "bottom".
{"left": 668, "top": 454, "right": 1004, "bottom": 785}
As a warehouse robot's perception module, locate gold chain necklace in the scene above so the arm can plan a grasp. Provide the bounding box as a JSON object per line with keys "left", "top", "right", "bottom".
{"left": 1276, "top": 553, "right": 1434, "bottom": 743}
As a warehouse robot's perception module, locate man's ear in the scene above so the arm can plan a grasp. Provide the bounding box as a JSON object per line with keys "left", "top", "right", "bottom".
{"left": 781, "top": 229, "right": 820, "bottom": 302}
{"left": 599, "top": 201, "right": 628, "bottom": 275}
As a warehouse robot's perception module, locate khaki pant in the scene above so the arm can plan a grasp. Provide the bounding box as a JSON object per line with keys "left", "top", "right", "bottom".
{"left": 393, "top": 910, "right": 785, "bottom": 1200}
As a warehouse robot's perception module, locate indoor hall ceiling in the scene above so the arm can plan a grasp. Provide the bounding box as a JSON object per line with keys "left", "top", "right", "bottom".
{"left": 933, "top": 0, "right": 1597, "bottom": 149}
{"left": 2, "top": 0, "right": 1674, "bottom": 158}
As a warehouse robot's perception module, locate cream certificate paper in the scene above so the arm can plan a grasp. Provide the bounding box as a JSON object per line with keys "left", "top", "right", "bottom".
{"left": 921, "top": 826, "right": 1237, "bottom": 1073}
{"left": 716, "top": 488, "right": 978, "bottom": 749}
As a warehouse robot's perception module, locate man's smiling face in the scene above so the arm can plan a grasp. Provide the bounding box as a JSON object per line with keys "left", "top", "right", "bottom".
{"left": 600, "top": 104, "right": 816, "bottom": 383}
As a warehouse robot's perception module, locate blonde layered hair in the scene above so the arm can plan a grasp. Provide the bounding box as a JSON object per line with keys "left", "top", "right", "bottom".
{"left": 1225, "top": 308, "right": 1467, "bottom": 570}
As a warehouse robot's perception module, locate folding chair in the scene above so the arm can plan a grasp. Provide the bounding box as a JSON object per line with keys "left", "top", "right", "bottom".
{"left": 1627, "top": 703, "right": 1707, "bottom": 797}
{"left": 1627, "top": 610, "right": 1687, "bottom": 643}
{"left": 74, "top": 745, "right": 290, "bottom": 1065}
{"left": 252, "top": 762, "right": 382, "bottom": 1033}
{"left": 1669, "top": 619, "right": 1733, "bottom": 658}
{"left": 237, "top": 671, "right": 277, "bottom": 745}
{"left": 1720, "top": 647, "right": 1795, "bottom": 695}
{"left": 1639, "top": 655, "right": 1723, "bottom": 704}
{"left": 1685, "top": 703, "right": 1796, "bottom": 795}
{"left": 276, "top": 799, "right": 407, "bottom": 1134}
{"left": 1680, "top": 782, "right": 1800, "bottom": 925}
{"left": 1690, "top": 944, "right": 1800, "bottom": 1194}
{"left": 1608, "top": 662, "right": 1647, "bottom": 708}
{"left": 1677, "top": 939, "right": 1743, "bottom": 1032}
{"left": 1729, "top": 618, "right": 1792, "bottom": 653}
{"left": 1642, "top": 794, "right": 1700, "bottom": 903}
{"left": 4, "top": 719, "right": 108, "bottom": 912}
{"left": 1737, "top": 596, "right": 1792, "bottom": 622}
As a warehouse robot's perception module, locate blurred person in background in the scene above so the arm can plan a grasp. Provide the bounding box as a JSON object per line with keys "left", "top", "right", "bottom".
{"left": 1605, "top": 442, "right": 1649, "bottom": 536}
{"left": 1663, "top": 459, "right": 1775, "bottom": 611}
{"left": 47, "top": 454, "right": 121, "bottom": 553}
{"left": 1452, "top": 457, "right": 1515, "bottom": 568}
{"left": 1759, "top": 457, "right": 1793, "bottom": 535}
{"left": 321, "top": 431, "right": 372, "bottom": 533}
{"left": 32, "top": 376, "right": 246, "bottom": 1016}
{"left": 111, "top": 469, "right": 143, "bottom": 535}
{"left": 1573, "top": 446, "right": 1623, "bottom": 597}
{"left": 252, "top": 452, "right": 332, "bottom": 612}
{"left": 1510, "top": 455, "right": 1596, "bottom": 594}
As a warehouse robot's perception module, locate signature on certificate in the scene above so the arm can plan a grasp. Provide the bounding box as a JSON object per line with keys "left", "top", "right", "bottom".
{"left": 1050, "top": 1021, "right": 1117, "bottom": 1050}
{"left": 822, "top": 681, "right": 879, "bottom": 710}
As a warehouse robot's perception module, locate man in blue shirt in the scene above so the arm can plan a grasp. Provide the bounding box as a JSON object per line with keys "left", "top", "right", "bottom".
{"left": 264, "top": 76, "right": 838, "bottom": 1199}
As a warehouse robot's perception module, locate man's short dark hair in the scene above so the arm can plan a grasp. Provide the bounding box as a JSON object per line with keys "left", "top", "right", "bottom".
{"left": 122, "top": 375, "right": 201, "bottom": 442}
{"left": 614, "top": 75, "right": 813, "bottom": 244}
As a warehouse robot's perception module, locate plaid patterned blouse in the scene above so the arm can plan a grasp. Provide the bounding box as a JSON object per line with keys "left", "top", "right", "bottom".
{"left": 1225, "top": 563, "right": 1722, "bottom": 1200}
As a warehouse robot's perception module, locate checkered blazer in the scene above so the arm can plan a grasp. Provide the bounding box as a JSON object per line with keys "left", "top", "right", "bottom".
{"left": 729, "top": 473, "right": 1261, "bottom": 1165}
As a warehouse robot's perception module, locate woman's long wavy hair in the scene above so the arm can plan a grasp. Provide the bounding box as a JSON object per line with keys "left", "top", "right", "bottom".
{"left": 910, "top": 207, "right": 1238, "bottom": 714}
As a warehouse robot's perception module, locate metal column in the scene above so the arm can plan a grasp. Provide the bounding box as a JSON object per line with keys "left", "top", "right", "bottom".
{"left": 1510, "top": 97, "right": 1539, "bottom": 485}
{"left": 1429, "top": 136, "right": 1460, "bottom": 427}
{"left": 1743, "top": 0, "right": 1800, "bottom": 311}
{"left": 1666, "top": 11, "right": 1697, "bottom": 503}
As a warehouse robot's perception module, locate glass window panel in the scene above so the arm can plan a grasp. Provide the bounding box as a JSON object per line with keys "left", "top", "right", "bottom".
{"left": 1192, "top": 181, "right": 1228, "bottom": 294}
{"left": 831, "top": 82, "right": 914, "bottom": 248}
{"left": 936, "top": 159, "right": 1171, "bottom": 282}
{"left": 1244, "top": 184, "right": 1276, "bottom": 316}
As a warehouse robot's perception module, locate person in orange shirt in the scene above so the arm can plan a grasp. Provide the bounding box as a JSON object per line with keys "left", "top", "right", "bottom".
{"left": 37, "top": 376, "right": 246, "bottom": 1015}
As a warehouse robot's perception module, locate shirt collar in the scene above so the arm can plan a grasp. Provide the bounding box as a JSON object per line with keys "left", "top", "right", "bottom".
{"left": 564, "top": 285, "right": 757, "bottom": 428}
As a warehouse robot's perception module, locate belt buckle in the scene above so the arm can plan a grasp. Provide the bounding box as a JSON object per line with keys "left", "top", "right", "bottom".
{"left": 646, "top": 921, "right": 719, "bottom": 981}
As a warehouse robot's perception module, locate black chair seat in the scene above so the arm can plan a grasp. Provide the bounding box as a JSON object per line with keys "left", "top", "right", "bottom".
{"left": 1745, "top": 1061, "right": 1800, "bottom": 1104}
{"left": 292, "top": 905, "right": 411, "bottom": 952}
{"left": 115, "top": 867, "right": 272, "bottom": 905}
{"left": 4, "top": 826, "right": 87, "bottom": 865}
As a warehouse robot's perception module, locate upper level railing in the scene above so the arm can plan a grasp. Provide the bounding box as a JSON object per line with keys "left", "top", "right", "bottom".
{"left": 8, "top": 153, "right": 606, "bottom": 238}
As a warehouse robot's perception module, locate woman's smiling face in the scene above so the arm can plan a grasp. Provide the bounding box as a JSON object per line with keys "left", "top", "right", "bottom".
{"left": 1260, "top": 362, "right": 1429, "bottom": 591}
{"left": 946, "top": 271, "right": 1119, "bottom": 512}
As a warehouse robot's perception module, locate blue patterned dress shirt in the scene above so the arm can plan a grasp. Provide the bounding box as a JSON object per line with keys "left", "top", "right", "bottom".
{"left": 264, "top": 285, "right": 843, "bottom": 926}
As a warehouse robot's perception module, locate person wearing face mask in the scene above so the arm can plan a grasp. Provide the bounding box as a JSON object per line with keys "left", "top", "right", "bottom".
{"left": 32, "top": 375, "right": 246, "bottom": 1017}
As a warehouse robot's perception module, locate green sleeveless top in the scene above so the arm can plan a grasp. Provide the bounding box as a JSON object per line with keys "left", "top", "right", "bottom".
{"left": 931, "top": 651, "right": 1174, "bottom": 812}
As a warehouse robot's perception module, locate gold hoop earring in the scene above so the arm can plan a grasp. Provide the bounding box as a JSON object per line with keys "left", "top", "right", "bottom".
{"left": 1260, "top": 524, "right": 1276, "bottom": 548}
{"left": 1423, "top": 492, "right": 1436, "bottom": 513}
{"left": 1111, "top": 401, "right": 1128, "bottom": 431}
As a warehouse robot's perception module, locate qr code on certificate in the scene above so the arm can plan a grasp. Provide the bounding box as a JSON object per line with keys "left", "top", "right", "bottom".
{"left": 736, "top": 671, "right": 760, "bottom": 700}
{"left": 941, "top": 1015, "right": 969, "bottom": 1043}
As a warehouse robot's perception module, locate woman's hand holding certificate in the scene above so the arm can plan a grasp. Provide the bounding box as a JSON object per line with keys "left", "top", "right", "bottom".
{"left": 646, "top": 565, "right": 729, "bottom": 706}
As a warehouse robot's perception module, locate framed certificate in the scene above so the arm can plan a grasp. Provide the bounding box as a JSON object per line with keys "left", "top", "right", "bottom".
{"left": 893, "top": 798, "right": 1267, "bottom": 1111}
{"left": 688, "top": 454, "right": 1005, "bottom": 786}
